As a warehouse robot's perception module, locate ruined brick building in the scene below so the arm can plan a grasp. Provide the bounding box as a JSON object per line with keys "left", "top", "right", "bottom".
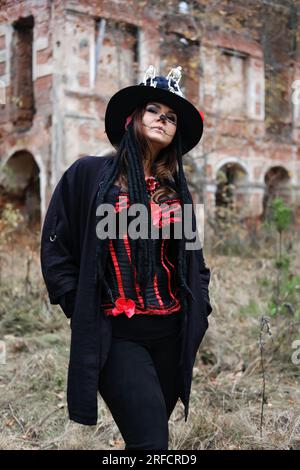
{"left": 0, "top": 0, "right": 299, "bottom": 229}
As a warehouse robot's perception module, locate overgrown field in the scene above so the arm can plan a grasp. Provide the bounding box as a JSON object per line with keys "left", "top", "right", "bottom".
{"left": 0, "top": 223, "right": 300, "bottom": 450}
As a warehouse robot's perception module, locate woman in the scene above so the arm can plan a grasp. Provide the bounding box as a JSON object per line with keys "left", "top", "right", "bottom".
{"left": 40, "top": 65, "right": 212, "bottom": 450}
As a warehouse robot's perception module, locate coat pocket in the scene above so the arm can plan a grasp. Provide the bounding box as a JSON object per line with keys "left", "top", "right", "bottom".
{"left": 58, "top": 289, "right": 77, "bottom": 319}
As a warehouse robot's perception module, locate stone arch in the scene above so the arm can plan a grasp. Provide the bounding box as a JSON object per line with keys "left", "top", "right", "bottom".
{"left": 262, "top": 165, "right": 291, "bottom": 219}
{"left": 215, "top": 160, "right": 248, "bottom": 217}
{"left": 214, "top": 158, "right": 249, "bottom": 182}
{"left": 0, "top": 150, "right": 41, "bottom": 228}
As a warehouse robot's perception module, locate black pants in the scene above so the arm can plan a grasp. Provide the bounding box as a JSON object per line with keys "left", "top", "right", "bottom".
{"left": 98, "top": 310, "right": 184, "bottom": 450}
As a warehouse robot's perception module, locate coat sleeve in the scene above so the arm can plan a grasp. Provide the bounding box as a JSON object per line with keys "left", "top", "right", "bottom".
{"left": 40, "top": 167, "right": 80, "bottom": 318}
{"left": 190, "top": 202, "right": 213, "bottom": 317}
{"left": 57, "top": 289, "right": 77, "bottom": 319}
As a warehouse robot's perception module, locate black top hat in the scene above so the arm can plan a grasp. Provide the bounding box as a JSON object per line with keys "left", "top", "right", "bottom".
{"left": 104, "top": 65, "right": 204, "bottom": 156}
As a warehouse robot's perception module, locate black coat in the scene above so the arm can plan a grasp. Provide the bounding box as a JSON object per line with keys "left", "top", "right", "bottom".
{"left": 40, "top": 155, "right": 212, "bottom": 425}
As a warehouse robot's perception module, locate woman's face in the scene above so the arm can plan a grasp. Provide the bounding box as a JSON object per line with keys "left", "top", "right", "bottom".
{"left": 141, "top": 101, "right": 177, "bottom": 154}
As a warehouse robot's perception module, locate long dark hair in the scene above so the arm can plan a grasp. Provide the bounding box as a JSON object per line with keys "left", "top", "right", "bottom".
{"left": 96, "top": 104, "right": 196, "bottom": 308}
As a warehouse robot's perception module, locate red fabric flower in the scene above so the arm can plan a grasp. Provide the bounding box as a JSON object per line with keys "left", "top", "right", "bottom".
{"left": 199, "top": 110, "right": 204, "bottom": 122}
{"left": 146, "top": 176, "right": 159, "bottom": 192}
{"left": 112, "top": 297, "right": 136, "bottom": 318}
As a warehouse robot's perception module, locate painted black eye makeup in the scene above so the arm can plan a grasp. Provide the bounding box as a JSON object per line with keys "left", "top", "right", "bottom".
{"left": 166, "top": 114, "right": 177, "bottom": 123}
{"left": 146, "top": 105, "right": 177, "bottom": 124}
{"left": 146, "top": 105, "right": 157, "bottom": 114}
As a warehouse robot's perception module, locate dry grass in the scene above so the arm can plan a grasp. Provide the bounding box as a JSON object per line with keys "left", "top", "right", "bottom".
{"left": 0, "top": 227, "right": 300, "bottom": 450}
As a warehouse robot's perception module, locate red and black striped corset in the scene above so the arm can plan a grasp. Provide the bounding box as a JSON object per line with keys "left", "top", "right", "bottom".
{"left": 101, "top": 187, "right": 182, "bottom": 318}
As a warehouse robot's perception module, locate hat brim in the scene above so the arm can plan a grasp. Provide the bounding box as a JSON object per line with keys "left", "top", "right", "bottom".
{"left": 104, "top": 85, "right": 203, "bottom": 155}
